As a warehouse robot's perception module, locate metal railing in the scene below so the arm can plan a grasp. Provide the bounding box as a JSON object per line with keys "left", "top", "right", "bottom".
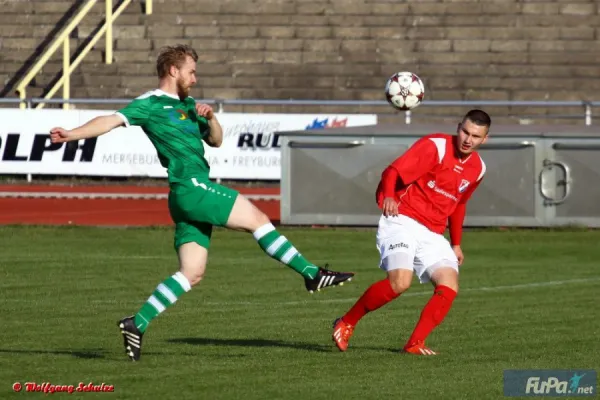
{"left": 0, "top": 98, "right": 597, "bottom": 125}
{"left": 15, "top": 0, "right": 153, "bottom": 110}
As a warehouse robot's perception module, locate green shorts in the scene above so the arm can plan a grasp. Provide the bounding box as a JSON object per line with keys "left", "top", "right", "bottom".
{"left": 168, "top": 177, "right": 239, "bottom": 250}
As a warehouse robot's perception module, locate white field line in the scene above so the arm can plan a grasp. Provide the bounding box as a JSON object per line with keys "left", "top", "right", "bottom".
{"left": 5, "top": 277, "right": 598, "bottom": 306}
{"left": 198, "top": 277, "right": 600, "bottom": 307}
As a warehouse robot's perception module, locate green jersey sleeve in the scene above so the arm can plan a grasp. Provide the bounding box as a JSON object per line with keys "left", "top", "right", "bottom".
{"left": 116, "top": 96, "right": 152, "bottom": 127}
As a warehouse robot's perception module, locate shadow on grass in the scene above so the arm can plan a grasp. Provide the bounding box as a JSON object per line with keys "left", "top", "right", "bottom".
{"left": 0, "top": 348, "right": 175, "bottom": 362}
{"left": 168, "top": 337, "right": 399, "bottom": 354}
{"left": 0, "top": 348, "right": 106, "bottom": 359}
{"left": 167, "top": 337, "right": 334, "bottom": 353}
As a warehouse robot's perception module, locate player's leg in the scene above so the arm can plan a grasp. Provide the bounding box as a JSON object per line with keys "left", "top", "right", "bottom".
{"left": 118, "top": 221, "right": 209, "bottom": 361}
{"left": 170, "top": 177, "right": 353, "bottom": 291}
{"left": 133, "top": 222, "right": 208, "bottom": 332}
{"left": 403, "top": 233, "right": 459, "bottom": 355}
{"left": 225, "top": 192, "right": 354, "bottom": 291}
{"left": 341, "top": 257, "right": 413, "bottom": 327}
{"left": 225, "top": 193, "right": 317, "bottom": 277}
{"left": 332, "top": 216, "right": 417, "bottom": 351}
{"left": 177, "top": 240, "right": 209, "bottom": 286}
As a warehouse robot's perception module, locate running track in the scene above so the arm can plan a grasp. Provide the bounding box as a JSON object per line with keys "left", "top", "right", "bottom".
{"left": 0, "top": 185, "right": 281, "bottom": 226}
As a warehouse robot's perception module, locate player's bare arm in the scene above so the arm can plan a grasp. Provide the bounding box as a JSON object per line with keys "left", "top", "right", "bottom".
{"left": 448, "top": 204, "right": 467, "bottom": 266}
{"left": 50, "top": 114, "right": 124, "bottom": 143}
{"left": 205, "top": 117, "right": 223, "bottom": 148}
{"left": 195, "top": 103, "right": 223, "bottom": 148}
{"left": 452, "top": 245, "right": 464, "bottom": 265}
{"left": 380, "top": 165, "right": 400, "bottom": 217}
{"left": 448, "top": 176, "right": 484, "bottom": 266}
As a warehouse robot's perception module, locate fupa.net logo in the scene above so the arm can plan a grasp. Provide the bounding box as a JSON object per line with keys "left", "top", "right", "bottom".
{"left": 504, "top": 369, "right": 597, "bottom": 397}
{"left": 526, "top": 373, "right": 594, "bottom": 395}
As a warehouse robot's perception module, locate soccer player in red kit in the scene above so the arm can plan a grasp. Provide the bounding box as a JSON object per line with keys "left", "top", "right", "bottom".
{"left": 332, "top": 109, "right": 490, "bottom": 355}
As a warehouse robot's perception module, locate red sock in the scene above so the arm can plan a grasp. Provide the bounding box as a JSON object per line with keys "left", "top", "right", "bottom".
{"left": 342, "top": 279, "right": 400, "bottom": 326}
{"left": 406, "top": 285, "right": 457, "bottom": 346}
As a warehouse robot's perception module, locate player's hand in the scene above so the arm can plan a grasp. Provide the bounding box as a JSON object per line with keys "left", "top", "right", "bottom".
{"left": 382, "top": 197, "right": 399, "bottom": 217}
{"left": 49, "top": 127, "right": 71, "bottom": 143}
{"left": 452, "top": 245, "right": 464, "bottom": 266}
{"left": 195, "top": 103, "right": 214, "bottom": 120}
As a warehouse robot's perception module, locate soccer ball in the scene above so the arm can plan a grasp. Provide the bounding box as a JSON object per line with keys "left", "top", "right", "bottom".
{"left": 385, "top": 72, "right": 425, "bottom": 111}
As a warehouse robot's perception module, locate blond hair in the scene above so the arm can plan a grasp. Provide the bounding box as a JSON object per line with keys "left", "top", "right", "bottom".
{"left": 156, "top": 44, "right": 198, "bottom": 78}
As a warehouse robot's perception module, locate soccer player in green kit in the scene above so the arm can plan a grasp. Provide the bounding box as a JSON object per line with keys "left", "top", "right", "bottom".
{"left": 50, "top": 44, "right": 354, "bottom": 361}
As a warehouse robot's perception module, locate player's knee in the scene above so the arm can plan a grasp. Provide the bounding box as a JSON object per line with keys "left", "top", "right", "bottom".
{"left": 188, "top": 274, "right": 204, "bottom": 287}
{"left": 430, "top": 265, "right": 459, "bottom": 293}
{"left": 384, "top": 254, "right": 413, "bottom": 294}
{"left": 445, "top": 281, "right": 459, "bottom": 293}
{"left": 181, "top": 269, "right": 205, "bottom": 287}
{"left": 229, "top": 195, "right": 271, "bottom": 232}
{"left": 177, "top": 242, "right": 208, "bottom": 286}
{"left": 387, "top": 269, "right": 412, "bottom": 294}
{"left": 243, "top": 207, "right": 271, "bottom": 233}
{"left": 436, "top": 279, "right": 458, "bottom": 293}
{"left": 389, "top": 277, "right": 411, "bottom": 294}
{"left": 253, "top": 208, "right": 271, "bottom": 227}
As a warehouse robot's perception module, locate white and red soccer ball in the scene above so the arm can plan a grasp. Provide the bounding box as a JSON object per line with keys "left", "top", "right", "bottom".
{"left": 385, "top": 72, "right": 425, "bottom": 111}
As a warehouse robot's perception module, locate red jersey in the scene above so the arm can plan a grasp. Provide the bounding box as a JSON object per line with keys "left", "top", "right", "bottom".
{"left": 376, "top": 133, "right": 485, "bottom": 241}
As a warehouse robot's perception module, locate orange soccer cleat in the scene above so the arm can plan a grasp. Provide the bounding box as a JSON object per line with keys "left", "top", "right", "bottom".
{"left": 332, "top": 318, "right": 355, "bottom": 352}
{"left": 402, "top": 340, "right": 438, "bottom": 356}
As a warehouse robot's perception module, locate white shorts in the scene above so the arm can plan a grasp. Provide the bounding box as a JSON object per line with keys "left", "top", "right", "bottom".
{"left": 376, "top": 214, "right": 459, "bottom": 284}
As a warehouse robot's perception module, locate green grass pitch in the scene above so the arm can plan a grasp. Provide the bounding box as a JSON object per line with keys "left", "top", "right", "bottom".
{"left": 1, "top": 226, "right": 599, "bottom": 399}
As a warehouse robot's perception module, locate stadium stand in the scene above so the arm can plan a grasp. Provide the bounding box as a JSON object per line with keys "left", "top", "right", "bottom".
{"left": 1, "top": 0, "right": 599, "bottom": 123}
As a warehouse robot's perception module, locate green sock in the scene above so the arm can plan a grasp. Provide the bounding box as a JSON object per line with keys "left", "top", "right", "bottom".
{"left": 253, "top": 223, "right": 319, "bottom": 279}
{"left": 134, "top": 272, "right": 191, "bottom": 333}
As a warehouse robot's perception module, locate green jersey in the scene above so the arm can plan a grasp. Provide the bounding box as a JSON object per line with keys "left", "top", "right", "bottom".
{"left": 116, "top": 89, "right": 211, "bottom": 183}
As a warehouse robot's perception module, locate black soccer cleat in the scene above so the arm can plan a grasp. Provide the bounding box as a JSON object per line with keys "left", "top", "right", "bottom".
{"left": 304, "top": 265, "right": 354, "bottom": 293}
{"left": 118, "top": 316, "right": 144, "bottom": 362}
